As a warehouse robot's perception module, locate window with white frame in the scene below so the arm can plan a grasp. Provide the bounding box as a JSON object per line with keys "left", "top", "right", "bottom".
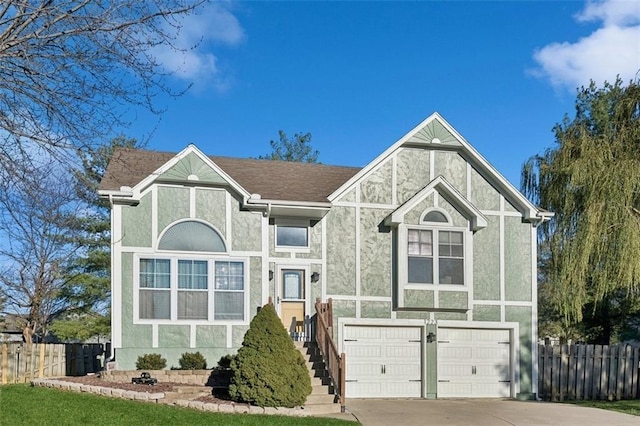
{"left": 406, "top": 210, "right": 465, "bottom": 285}
{"left": 138, "top": 258, "right": 245, "bottom": 321}
{"left": 139, "top": 259, "right": 171, "bottom": 319}
{"left": 276, "top": 225, "right": 309, "bottom": 247}
{"left": 214, "top": 261, "right": 245, "bottom": 320}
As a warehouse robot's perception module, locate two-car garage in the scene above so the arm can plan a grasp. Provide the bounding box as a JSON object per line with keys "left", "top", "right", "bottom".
{"left": 342, "top": 323, "right": 514, "bottom": 399}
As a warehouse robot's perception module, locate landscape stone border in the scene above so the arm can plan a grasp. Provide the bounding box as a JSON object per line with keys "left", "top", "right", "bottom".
{"left": 30, "top": 378, "right": 311, "bottom": 417}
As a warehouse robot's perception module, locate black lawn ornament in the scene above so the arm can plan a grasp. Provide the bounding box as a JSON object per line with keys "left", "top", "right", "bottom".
{"left": 131, "top": 372, "right": 157, "bottom": 385}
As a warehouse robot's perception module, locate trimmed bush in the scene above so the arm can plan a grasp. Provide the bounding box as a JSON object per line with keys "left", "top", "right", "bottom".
{"left": 229, "top": 303, "right": 311, "bottom": 407}
{"left": 135, "top": 353, "right": 167, "bottom": 370}
{"left": 177, "top": 352, "right": 207, "bottom": 370}
{"left": 217, "top": 354, "right": 235, "bottom": 369}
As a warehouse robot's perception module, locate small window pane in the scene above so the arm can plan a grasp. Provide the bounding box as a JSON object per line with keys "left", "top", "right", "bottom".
{"left": 229, "top": 262, "right": 244, "bottom": 276}
{"left": 450, "top": 232, "right": 463, "bottom": 244}
{"left": 440, "top": 258, "right": 464, "bottom": 284}
{"left": 139, "top": 290, "right": 170, "bottom": 319}
{"left": 214, "top": 292, "right": 244, "bottom": 320}
{"left": 140, "top": 259, "right": 170, "bottom": 289}
{"left": 439, "top": 244, "right": 451, "bottom": 256}
{"left": 408, "top": 229, "right": 420, "bottom": 242}
{"left": 420, "top": 242, "right": 433, "bottom": 256}
{"left": 230, "top": 277, "right": 244, "bottom": 291}
{"left": 178, "top": 291, "right": 208, "bottom": 320}
{"left": 277, "top": 226, "right": 308, "bottom": 247}
{"left": 451, "top": 244, "right": 464, "bottom": 257}
{"left": 215, "top": 277, "right": 229, "bottom": 290}
{"left": 178, "top": 260, "right": 208, "bottom": 289}
{"left": 408, "top": 257, "right": 433, "bottom": 283}
{"left": 283, "top": 271, "right": 303, "bottom": 299}
{"left": 408, "top": 242, "right": 420, "bottom": 255}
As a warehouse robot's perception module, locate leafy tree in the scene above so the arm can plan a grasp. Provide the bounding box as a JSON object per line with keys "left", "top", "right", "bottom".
{"left": 259, "top": 130, "right": 319, "bottom": 163}
{"left": 229, "top": 303, "right": 311, "bottom": 407}
{"left": 522, "top": 78, "right": 640, "bottom": 344}
{"left": 50, "top": 136, "right": 142, "bottom": 341}
{"left": 0, "top": 161, "right": 83, "bottom": 342}
{"left": 0, "top": 1, "right": 205, "bottom": 176}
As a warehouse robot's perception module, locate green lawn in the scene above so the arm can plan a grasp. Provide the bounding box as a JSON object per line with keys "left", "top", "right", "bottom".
{"left": 569, "top": 399, "right": 640, "bottom": 416}
{"left": 0, "top": 385, "right": 357, "bottom": 425}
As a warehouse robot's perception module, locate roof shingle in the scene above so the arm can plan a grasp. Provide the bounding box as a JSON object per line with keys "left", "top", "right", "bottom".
{"left": 99, "top": 147, "right": 361, "bottom": 203}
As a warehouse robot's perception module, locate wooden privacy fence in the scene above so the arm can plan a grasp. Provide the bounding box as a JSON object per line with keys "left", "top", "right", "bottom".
{"left": 538, "top": 343, "right": 640, "bottom": 401}
{"left": 0, "top": 343, "right": 107, "bottom": 384}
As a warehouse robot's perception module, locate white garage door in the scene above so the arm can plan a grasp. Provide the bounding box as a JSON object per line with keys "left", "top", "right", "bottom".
{"left": 437, "top": 328, "right": 511, "bottom": 398}
{"left": 344, "top": 326, "right": 422, "bottom": 398}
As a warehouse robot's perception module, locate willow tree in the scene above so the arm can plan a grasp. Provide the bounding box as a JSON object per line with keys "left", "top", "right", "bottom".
{"left": 522, "top": 78, "right": 640, "bottom": 344}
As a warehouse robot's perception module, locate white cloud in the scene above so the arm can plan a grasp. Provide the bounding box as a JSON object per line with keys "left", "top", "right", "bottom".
{"left": 532, "top": 0, "right": 640, "bottom": 90}
{"left": 152, "top": 3, "right": 245, "bottom": 88}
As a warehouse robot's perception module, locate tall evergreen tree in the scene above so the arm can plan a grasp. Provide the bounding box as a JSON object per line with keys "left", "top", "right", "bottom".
{"left": 522, "top": 78, "right": 640, "bottom": 344}
{"left": 259, "top": 130, "right": 319, "bottom": 163}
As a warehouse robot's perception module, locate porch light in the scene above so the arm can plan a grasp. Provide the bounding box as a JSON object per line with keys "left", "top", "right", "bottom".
{"left": 427, "top": 332, "right": 436, "bottom": 343}
{"left": 269, "top": 270, "right": 274, "bottom": 281}
{"left": 311, "top": 272, "right": 320, "bottom": 283}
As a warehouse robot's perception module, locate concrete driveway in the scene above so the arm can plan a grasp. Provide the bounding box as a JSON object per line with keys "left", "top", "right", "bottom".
{"left": 335, "top": 399, "right": 640, "bottom": 425}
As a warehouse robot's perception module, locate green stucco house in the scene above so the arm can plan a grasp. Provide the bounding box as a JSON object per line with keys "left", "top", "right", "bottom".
{"left": 99, "top": 113, "right": 550, "bottom": 399}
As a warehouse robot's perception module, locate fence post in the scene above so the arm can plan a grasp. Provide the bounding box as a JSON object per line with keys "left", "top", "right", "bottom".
{"left": 1, "top": 343, "right": 7, "bottom": 385}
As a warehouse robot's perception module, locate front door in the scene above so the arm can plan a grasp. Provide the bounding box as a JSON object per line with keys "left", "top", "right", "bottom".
{"left": 279, "top": 269, "right": 306, "bottom": 340}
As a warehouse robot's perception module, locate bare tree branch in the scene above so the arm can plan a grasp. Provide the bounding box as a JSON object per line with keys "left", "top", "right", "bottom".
{"left": 0, "top": 0, "right": 207, "bottom": 174}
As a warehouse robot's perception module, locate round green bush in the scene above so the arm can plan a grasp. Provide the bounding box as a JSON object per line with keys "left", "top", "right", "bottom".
{"left": 229, "top": 304, "right": 311, "bottom": 407}
{"left": 178, "top": 351, "right": 207, "bottom": 370}
{"left": 135, "top": 353, "right": 167, "bottom": 370}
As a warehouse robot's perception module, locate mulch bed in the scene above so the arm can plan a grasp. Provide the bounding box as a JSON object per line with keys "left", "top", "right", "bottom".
{"left": 57, "top": 375, "right": 238, "bottom": 405}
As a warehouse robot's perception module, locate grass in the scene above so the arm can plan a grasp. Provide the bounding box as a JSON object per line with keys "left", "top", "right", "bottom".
{"left": 568, "top": 399, "right": 640, "bottom": 416}
{"left": 0, "top": 384, "right": 357, "bottom": 425}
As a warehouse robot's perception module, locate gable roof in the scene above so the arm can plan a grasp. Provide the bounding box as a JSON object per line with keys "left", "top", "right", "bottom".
{"left": 386, "top": 176, "right": 488, "bottom": 231}
{"left": 99, "top": 147, "right": 361, "bottom": 204}
{"left": 329, "top": 112, "right": 547, "bottom": 222}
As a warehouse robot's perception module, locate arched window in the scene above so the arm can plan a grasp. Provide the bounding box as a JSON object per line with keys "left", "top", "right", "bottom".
{"left": 422, "top": 210, "right": 449, "bottom": 223}
{"left": 158, "top": 221, "right": 226, "bottom": 252}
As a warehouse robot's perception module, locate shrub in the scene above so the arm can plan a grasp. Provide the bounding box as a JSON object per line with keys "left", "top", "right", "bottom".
{"left": 135, "top": 353, "right": 167, "bottom": 370}
{"left": 228, "top": 303, "right": 311, "bottom": 407}
{"left": 217, "top": 354, "right": 235, "bottom": 369}
{"left": 177, "top": 352, "right": 207, "bottom": 370}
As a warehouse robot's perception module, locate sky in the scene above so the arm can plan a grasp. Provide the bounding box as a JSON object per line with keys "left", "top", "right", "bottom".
{"left": 126, "top": 0, "right": 640, "bottom": 188}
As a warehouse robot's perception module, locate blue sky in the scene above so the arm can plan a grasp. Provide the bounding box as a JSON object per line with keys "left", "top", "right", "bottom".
{"left": 127, "top": 0, "right": 640, "bottom": 187}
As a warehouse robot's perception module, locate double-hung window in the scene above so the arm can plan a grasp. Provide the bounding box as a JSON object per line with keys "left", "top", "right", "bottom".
{"left": 406, "top": 211, "right": 465, "bottom": 285}
{"left": 214, "top": 261, "right": 245, "bottom": 320}
{"left": 139, "top": 259, "right": 171, "bottom": 319}
{"left": 177, "top": 260, "right": 208, "bottom": 320}
{"left": 138, "top": 258, "right": 246, "bottom": 321}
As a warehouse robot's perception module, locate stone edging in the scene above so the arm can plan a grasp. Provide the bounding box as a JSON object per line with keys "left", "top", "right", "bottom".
{"left": 30, "top": 378, "right": 311, "bottom": 417}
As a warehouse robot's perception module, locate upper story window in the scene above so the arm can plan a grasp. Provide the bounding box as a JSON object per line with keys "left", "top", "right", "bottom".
{"left": 276, "top": 225, "right": 309, "bottom": 247}
{"left": 406, "top": 209, "right": 465, "bottom": 285}
{"left": 158, "top": 220, "right": 226, "bottom": 252}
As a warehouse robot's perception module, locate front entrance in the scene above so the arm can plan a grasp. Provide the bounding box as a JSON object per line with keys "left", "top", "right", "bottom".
{"left": 278, "top": 269, "right": 306, "bottom": 340}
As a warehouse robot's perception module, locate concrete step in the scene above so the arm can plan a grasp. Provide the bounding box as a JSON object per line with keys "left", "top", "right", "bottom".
{"left": 305, "top": 393, "right": 336, "bottom": 405}
{"left": 310, "top": 376, "right": 333, "bottom": 387}
{"left": 301, "top": 402, "right": 343, "bottom": 415}
{"left": 311, "top": 384, "right": 333, "bottom": 395}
